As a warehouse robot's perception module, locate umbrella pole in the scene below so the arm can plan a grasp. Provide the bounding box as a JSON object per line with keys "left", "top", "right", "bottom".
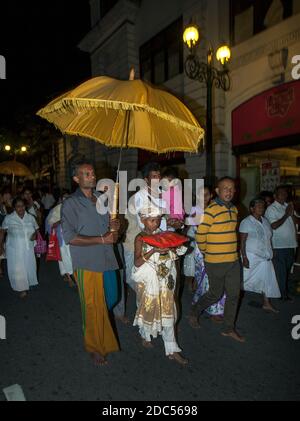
{"left": 111, "top": 110, "right": 130, "bottom": 224}
{"left": 12, "top": 173, "right": 15, "bottom": 196}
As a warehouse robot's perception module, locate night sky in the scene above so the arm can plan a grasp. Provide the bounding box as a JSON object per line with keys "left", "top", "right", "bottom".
{"left": 0, "top": 0, "right": 91, "bottom": 128}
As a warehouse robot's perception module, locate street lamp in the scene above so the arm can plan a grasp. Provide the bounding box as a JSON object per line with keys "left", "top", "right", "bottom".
{"left": 2, "top": 144, "right": 28, "bottom": 154}
{"left": 183, "top": 22, "right": 231, "bottom": 184}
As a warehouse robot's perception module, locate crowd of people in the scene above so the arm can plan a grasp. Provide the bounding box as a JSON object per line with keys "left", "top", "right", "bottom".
{"left": 0, "top": 161, "right": 299, "bottom": 367}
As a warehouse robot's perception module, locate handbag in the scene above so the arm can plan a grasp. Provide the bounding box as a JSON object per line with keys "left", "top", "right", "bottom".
{"left": 141, "top": 231, "right": 188, "bottom": 248}
{"left": 46, "top": 229, "right": 62, "bottom": 261}
{"left": 34, "top": 232, "right": 47, "bottom": 255}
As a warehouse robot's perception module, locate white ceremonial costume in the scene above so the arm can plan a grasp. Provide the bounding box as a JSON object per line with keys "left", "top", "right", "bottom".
{"left": 133, "top": 238, "right": 187, "bottom": 355}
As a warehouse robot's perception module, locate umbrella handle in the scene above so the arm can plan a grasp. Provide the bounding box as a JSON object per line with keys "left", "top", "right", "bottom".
{"left": 110, "top": 183, "right": 119, "bottom": 231}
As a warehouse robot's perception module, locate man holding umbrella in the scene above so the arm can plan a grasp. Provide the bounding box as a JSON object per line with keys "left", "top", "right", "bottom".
{"left": 61, "top": 160, "right": 120, "bottom": 366}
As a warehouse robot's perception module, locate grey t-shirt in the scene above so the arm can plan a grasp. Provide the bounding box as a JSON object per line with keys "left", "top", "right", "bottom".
{"left": 61, "top": 188, "right": 119, "bottom": 273}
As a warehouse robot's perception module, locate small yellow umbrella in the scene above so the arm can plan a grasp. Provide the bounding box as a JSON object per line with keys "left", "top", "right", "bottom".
{"left": 0, "top": 160, "right": 33, "bottom": 193}
{"left": 0, "top": 160, "right": 33, "bottom": 178}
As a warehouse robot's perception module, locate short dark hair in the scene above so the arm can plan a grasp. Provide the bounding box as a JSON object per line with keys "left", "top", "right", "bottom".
{"left": 162, "top": 166, "right": 179, "bottom": 179}
{"left": 217, "top": 176, "right": 235, "bottom": 187}
{"left": 141, "top": 162, "right": 161, "bottom": 179}
{"left": 1, "top": 187, "right": 11, "bottom": 196}
{"left": 22, "top": 188, "right": 32, "bottom": 195}
{"left": 249, "top": 197, "right": 265, "bottom": 209}
{"left": 72, "top": 160, "right": 94, "bottom": 177}
{"left": 12, "top": 196, "right": 25, "bottom": 208}
{"left": 259, "top": 190, "right": 273, "bottom": 199}
{"left": 204, "top": 184, "right": 213, "bottom": 193}
{"left": 274, "top": 185, "right": 288, "bottom": 195}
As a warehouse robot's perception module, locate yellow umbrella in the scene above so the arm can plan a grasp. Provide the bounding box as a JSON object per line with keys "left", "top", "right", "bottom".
{"left": 0, "top": 160, "right": 33, "bottom": 193}
{"left": 0, "top": 160, "right": 33, "bottom": 178}
{"left": 37, "top": 72, "right": 205, "bottom": 219}
{"left": 37, "top": 75, "right": 204, "bottom": 154}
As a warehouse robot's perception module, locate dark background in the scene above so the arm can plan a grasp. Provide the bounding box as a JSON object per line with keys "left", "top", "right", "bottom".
{"left": 0, "top": 1, "right": 91, "bottom": 127}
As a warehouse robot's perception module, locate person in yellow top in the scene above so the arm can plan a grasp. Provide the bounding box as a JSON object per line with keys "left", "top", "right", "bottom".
{"left": 189, "top": 177, "right": 245, "bottom": 343}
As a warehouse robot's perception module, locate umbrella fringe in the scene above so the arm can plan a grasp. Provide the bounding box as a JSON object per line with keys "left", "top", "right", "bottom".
{"left": 42, "top": 125, "right": 204, "bottom": 155}
{"left": 37, "top": 98, "right": 205, "bottom": 136}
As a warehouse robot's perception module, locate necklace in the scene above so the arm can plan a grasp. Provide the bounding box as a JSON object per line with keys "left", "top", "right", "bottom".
{"left": 141, "top": 243, "right": 177, "bottom": 290}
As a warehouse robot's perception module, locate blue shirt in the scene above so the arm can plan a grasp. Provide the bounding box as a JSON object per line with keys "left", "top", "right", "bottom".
{"left": 61, "top": 188, "right": 119, "bottom": 273}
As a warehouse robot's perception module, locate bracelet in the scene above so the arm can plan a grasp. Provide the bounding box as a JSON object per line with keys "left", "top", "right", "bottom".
{"left": 100, "top": 235, "right": 104, "bottom": 244}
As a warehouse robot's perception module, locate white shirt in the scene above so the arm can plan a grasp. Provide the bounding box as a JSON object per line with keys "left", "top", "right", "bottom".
{"left": 41, "top": 194, "right": 55, "bottom": 210}
{"left": 239, "top": 215, "right": 273, "bottom": 259}
{"left": 27, "top": 201, "right": 40, "bottom": 219}
{"left": 2, "top": 211, "right": 38, "bottom": 251}
{"left": 265, "top": 201, "right": 297, "bottom": 249}
{"left": 185, "top": 205, "right": 203, "bottom": 226}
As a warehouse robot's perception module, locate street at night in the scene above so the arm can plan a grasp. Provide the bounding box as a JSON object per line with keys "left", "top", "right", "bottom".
{"left": 1, "top": 0, "right": 300, "bottom": 406}
{"left": 0, "top": 259, "right": 299, "bottom": 401}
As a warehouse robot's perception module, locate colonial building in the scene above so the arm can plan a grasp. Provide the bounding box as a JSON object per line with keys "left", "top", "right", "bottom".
{"left": 57, "top": 0, "right": 300, "bottom": 194}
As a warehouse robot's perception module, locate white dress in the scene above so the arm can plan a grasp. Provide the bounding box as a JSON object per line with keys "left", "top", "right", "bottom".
{"left": 2, "top": 211, "right": 39, "bottom": 292}
{"left": 239, "top": 215, "right": 281, "bottom": 298}
{"left": 132, "top": 240, "right": 186, "bottom": 355}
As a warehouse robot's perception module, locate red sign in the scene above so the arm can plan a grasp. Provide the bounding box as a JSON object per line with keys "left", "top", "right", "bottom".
{"left": 232, "top": 81, "right": 300, "bottom": 147}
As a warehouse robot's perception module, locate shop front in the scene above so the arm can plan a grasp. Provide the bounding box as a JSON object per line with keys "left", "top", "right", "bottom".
{"left": 232, "top": 80, "right": 300, "bottom": 210}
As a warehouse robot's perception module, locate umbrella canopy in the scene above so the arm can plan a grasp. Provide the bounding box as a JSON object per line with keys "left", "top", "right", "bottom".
{"left": 0, "top": 160, "right": 33, "bottom": 178}
{"left": 37, "top": 76, "right": 204, "bottom": 154}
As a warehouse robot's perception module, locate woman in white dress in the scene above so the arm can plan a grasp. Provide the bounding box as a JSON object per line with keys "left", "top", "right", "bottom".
{"left": 239, "top": 198, "right": 281, "bottom": 313}
{"left": 0, "top": 197, "right": 39, "bottom": 298}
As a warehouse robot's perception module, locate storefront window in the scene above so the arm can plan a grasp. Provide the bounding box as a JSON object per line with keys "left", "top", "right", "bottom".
{"left": 239, "top": 146, "right": 300, "bottom": 208}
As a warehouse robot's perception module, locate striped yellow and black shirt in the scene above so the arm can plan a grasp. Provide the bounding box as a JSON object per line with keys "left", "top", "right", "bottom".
{"left": 195, "top": 198, "right": 238, "bottom": 263}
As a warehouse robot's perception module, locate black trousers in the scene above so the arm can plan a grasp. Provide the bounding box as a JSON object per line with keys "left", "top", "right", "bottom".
{"left": 191, "top": 260, "right": 241, "bottom": 332}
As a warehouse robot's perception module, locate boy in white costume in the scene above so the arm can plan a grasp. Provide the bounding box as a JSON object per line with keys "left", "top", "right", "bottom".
{"left": 132, "top": 206, "right": 188, "bottom": 365}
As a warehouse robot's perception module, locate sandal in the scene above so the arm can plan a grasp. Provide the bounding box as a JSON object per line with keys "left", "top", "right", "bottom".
{"left": 168, "top": 352, "right": 188, "bottom": 365}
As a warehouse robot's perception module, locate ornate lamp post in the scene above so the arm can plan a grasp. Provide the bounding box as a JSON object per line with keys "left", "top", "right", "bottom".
{"left": 183, "top": 23, "right": 231, "bottom": 184}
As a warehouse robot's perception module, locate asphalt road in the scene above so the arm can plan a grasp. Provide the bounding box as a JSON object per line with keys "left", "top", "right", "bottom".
{"left": 0, "top": 258, "right": 299, "bottom": 401}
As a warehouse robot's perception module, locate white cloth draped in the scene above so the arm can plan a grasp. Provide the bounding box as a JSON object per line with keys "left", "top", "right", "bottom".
{"left": 2, "top": 211, "right": 38, "bottom": 292}
{"left": 239, "top": 215, "right": 281, "bottom": 298}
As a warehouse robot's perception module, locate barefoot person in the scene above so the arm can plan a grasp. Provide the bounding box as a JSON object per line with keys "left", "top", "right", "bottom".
{"left": 0, "top": 197, "right": 39, "bottom": 298}
{"left": 240, "top": 198, "right": 281, "bottom": 313}
{"left": 133, "top": 206, "right": 188, "bottom": 365}
{"left": 61, "top": 161, "right": 120, "bottom": 366}
{"left": 189, "top": 177, "right": 245, "bottom": 343}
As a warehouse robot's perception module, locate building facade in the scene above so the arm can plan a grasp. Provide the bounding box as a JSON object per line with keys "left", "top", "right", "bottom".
{"left": 57, "top": 0, "right": 300, "bottom": 192}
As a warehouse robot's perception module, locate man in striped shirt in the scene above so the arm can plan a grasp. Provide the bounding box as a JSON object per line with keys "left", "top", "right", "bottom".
{"left": 189, "top": 177, "right": 245, "bottom": 343}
